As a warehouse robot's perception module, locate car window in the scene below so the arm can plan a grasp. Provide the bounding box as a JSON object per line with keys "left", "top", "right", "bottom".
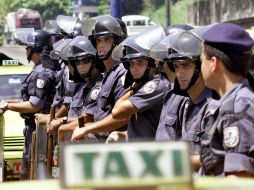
{"left": 133, "top": 20, "right": 146, "bottom": 26}
{"left": 0, "top": 74, "right": 26, "bottom": 99}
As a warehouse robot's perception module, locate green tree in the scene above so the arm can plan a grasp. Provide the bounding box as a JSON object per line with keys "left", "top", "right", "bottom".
{"left": 97, "top": 0, "right": 109, "bottom": 14}
{"left": 142, "top": 0, "right": 195, "bottom": 27}
{"left": 3, "top": 0, "right": 72, "bottom": 22}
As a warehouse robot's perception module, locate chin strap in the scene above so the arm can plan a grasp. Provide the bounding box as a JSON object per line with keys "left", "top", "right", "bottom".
{"left": 134, "top": 66, "right": 151, "bottom": 84}
{"left": 173, "top": 68, "right": 200, "bottom": 97}
{"left": 27, "top": 48, "right": 35, "bottom": 63}
{"left": 69, "top": 61, "right": 86, "bottom": 83}
{"left": 173, "top": 59, "right": 201, "bottom": 96}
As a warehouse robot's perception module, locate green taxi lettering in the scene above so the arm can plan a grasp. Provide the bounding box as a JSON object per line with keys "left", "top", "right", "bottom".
{"left": 2, "top": 60, "right": 18, "bottom": 66}
{"left": 77, "top": 150, "right": 184, "bottom": 179}
{"left": 139, "top": 150, "right": 162, "bottom": 177}
{"left": 104, "top": 152, "right": 130, "bottom": 178}
{"left": 78, "top": 152, "right": 98, "bottom": 179}
{"left": 172, "top": 150, "right": 183, "bottom": 176}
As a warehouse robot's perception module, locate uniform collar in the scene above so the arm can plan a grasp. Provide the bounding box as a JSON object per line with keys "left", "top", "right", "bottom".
{"left": 218, "top": 79, "right": 249, "bottom": 107}
{"left": 103, "top": 60, "right": 120, "bottom": 77}
{"left": 33, "top": 62, "right": 41, "bottom": 69}
{"left": 86, "top": 73, "right": 102, "bottom": 89}
{"left": 195, "top": 88, "right": 212, "bottom": 105}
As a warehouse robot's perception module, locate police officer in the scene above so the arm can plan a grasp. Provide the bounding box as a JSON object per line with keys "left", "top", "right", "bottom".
{"left": 71, "top": 15, "right": 128, "bottom": 142}
{"left": 107, "top": 24, "right": 169, "bottom": 140}
{"left": 160, "top": 24, "right": 194, "bottom": 82}
{"left": 200, "top": 23, "right": 254, "bottom": 177}
{"left": 50, "top": 39, "right": 75, "bottom": 118}
{"left": 150, "top": 29, "right": 189, "bottom": 142}
{"left": 35, "top": 40, "right": 75, "bottom": 123}
{"left": 35, "top": 15, "right": 87, "bottom": 124}
{"left": 0, "top": 28, "right": 56, "bottom": 180}
{"left": 47, "top": 36, "right": 103, "bottom": 142}
{"left": 153, "top": 25, "right": 217, "bottom": 172}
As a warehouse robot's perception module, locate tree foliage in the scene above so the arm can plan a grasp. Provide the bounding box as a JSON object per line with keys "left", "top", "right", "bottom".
{"left": 0, "top": 0, "right": 72, "bottom": 23}
{"left": 97, "top": 0, "right": 110, "bottom": 14}
{"left": 142, "top": 0, "right": 194, "bottom": 26}
{"left": 122, "top": 0, "right": 143, "bottom": 16}
{"left": 0, "top": 0, "right": 194, "bottom": 30}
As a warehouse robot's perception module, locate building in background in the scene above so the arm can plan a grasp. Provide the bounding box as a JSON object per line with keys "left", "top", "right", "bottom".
{"left": 188, "top": 0, "right": 254, "bottom": 28}
{"left": 71, "top": 0, "right": 99, "bottom": 20}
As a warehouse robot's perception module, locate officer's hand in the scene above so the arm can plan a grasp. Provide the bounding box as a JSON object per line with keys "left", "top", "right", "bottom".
{"left": 71, "top": 126, "right": 87, "bottom": 142}
{"left": 35, "top": 113, "right": 49, "bottom": 124}
{"left": 105, "top": 131, "right": 121, "bottom": 143}
{"left": 47, "top": 119, "right": 62, "bottom": 134}
{"left": 58, "top": 124, "right": 72, "bottom": 143}
{"left": 105, "top": 131, "right": 127, "bottom": 144}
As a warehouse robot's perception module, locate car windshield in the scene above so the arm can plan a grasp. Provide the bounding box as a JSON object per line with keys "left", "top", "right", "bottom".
{"left": 0, "top": 74, "right": 26, "bottom": 99}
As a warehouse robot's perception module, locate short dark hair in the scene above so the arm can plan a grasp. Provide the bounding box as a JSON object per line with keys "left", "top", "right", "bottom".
{"left": 203, "top": 43, "right": 251, "bottom": 76}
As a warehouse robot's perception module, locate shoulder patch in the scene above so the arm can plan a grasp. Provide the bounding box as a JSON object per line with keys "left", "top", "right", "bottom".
{"left": 143, "top": 81, "right": 157, "bottom": 94}
{"left": 36, "top": 79, "right": 45, "bottom": 89}
{"left": 223, "top": 126, "right": 239, "bottom": 148}
{"left": 91, "top": 89, "right": 100, "bottom": 100}
{"left": 121, "top": 75, "right": 125, "bottom": 86}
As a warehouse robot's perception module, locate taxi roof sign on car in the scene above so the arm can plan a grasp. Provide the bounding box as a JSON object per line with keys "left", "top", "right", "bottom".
{"left": 61, "top": 141, "right": 192, "bottom": 189}
{"left": 2, "top": 60, "right": 19, "bottom": 66}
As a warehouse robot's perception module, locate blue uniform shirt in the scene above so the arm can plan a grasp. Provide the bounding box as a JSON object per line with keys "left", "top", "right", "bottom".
{"left": 155, "top": 91, "right": 188, "bottom": 141}
{"left": 127, "top": 74, "right": 171, "bottom": 140}
{"left": 22, "top": 63, "right": 56, "bottom": 113}
{"left": 53, "top": 64, "right": 75, "bottom": 111}
{"left": 200, "top": 79, "right": 254, "bottom": 176}
{"left": 68, "top": 74, "right": 103, "bottom": 118}
{"left": 181, "top": 88, "right": 213, "bottom": 155}
{"left": 93, "top": 62, "right": 127, "bottom": 121}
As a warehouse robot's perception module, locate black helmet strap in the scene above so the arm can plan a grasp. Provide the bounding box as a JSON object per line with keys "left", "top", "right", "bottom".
{"left": 69, "top": 60, "right": 86, "bottom": 83}
{"left": 131, "top": 59, "right": 155, "bottom": 84}
{"left": 27, "top": 48, "right": 34, "bottom": 63}
{"left": 173, "top": 60, "right": 201, "bottom": 96}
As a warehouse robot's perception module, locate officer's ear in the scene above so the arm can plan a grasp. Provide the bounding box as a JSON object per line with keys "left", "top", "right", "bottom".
{"left": 210, "top": 56, "right": 220, "bottom": 73}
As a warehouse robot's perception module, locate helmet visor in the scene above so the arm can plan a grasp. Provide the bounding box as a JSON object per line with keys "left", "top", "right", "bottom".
{"left": 50, "top": 38, "right": 72, "bottom": 60}
{"left": 56, "top": 15, "right": 78, "bottom": 34}
{"left": 82, "top": 15, "right": 124, "bottom": 38}
{"left": 112, "top": 24, "right": 166, "bottom": 60}
{"left": 150, "top": 29, "right": 185, "bottom": 60}
{"left": 15, "top": 28, "right": 35, "bottom": 46}
{"left": 176, "top": 24, "right": 218, "bottom": 58}
{"left": 60, "top": 36, "right": 96, "bottom": 60}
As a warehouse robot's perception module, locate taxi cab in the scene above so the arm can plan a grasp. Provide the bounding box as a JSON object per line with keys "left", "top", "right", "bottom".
{"left": 0, "top": 58, "right": 32, "bottom": 181}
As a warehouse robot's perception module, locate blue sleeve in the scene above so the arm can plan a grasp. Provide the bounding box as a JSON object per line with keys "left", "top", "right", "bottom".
{"left": 29, "top": 67, "right": 56, "bottom": 109}
{"left": 82, "top": 87, "right": 100, "bottom": 116}
{"left": 129, "top": 80, "right": 167, "bottom": 112}
{"left": 222, "top": 118, "right": 254, "bottom": 175}
{"left": 113, "top": 67, "right": 128, "bottom": 101}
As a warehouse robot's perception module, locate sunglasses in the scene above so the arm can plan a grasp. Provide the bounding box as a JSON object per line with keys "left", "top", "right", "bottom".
{"left": 75, "top": 57, "right": 91, "bottom": 65}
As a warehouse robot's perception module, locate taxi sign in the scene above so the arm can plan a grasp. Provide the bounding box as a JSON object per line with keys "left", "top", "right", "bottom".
{"left": 61, "top": 141, "right": 192, "bottom": 188}
{"left": 2, "top": 60, "right": 19, "bottom": 66}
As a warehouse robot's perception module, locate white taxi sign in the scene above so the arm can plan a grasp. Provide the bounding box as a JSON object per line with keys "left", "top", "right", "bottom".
{"left": 2, "top": 60, "right": 19, "bottom": 66}
{"left": 61, "top": 141, "right": 192, "bottom": 188}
